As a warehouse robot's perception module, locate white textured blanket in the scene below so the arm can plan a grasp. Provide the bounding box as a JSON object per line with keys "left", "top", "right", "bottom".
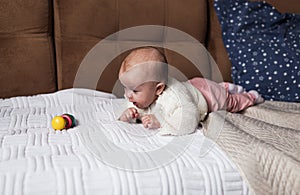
{"left": 0, "top": 89, "right": 250, "bottom": 195}
{"left": 203, "top": 101, "right": 300, "bottom": 195}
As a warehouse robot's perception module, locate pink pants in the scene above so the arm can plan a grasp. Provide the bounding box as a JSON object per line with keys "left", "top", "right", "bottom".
{"left": 189, "top": 78, "right": 256, "bottom": 113}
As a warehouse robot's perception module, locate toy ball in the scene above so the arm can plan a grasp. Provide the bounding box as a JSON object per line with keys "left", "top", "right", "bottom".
{"left": 51, "top": 114, "right": 76, "bottom": 130}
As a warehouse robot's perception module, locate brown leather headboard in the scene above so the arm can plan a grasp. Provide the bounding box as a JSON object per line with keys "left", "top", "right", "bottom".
{"left": 53, "top": 0, "right": 300, "bottom": 93}
{"left": 0, "top": 0, "right": 299, "bottom": 98}
{"left": 0, "top": 1, "right": 56, "bottom": 98}
{"left": 54, "top": 0, "right": 209, "bottom": 94}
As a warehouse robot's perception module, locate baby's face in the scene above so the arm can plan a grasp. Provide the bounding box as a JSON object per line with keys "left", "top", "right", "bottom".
{"left": 124, "top": 82, "right": 158, "bottom": 109}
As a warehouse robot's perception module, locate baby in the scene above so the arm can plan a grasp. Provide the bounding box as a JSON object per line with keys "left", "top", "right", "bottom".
{"left": 118, "top": 46, "right": 264, "bottom": 135}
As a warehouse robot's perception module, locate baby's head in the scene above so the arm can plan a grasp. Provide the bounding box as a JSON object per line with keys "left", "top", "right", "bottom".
{"left": 119, "top": 47, "right": 168, "bottom": 109}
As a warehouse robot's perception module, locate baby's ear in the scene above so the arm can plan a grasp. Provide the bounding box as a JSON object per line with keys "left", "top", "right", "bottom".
{"left": 156, "top": 83, "right": 165, "bottom": 95}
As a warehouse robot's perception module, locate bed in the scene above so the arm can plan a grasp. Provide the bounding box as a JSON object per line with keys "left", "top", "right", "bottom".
{"left": 1, "top": 0, "right": 299, "bottom": 194}
{"left": 0, "top": 88, "right": 252, "bottom": 194}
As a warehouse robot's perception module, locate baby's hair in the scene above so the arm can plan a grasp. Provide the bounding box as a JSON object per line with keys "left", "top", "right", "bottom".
{"left": 122, "top": 47, "right": 166, "bottom": 70}
{"left": 119, "top": 46, "right": 168, "bottom": 84}
{"left": 141, "top": 46, "right": 167, "bottom": 63}
{"left": 128, "top": 46, "right": 167, "bottom": 62}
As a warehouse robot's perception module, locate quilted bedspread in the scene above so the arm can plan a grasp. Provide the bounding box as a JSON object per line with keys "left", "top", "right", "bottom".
{"left": 0, "top": 89, "right": 250, "bottom": 195}
{"left": 203, "top": 101, "right": 300, "bottom": 195}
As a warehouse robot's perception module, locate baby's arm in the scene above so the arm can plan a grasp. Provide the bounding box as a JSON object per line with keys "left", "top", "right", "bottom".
{"left": 156, "top": 101, "right": 200, "bottom": 136}
{"left": 119, "top": 107, "right": 139, "bottom": 122}
{"left": 141, "top": 114, "right": 161, "bottom": 129}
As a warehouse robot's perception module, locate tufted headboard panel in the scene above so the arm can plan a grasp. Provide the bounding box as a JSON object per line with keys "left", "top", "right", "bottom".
{"left": 54, "top": 0, "right": 209, "bottom": 94}
{"left": 0, "top": 1, "right": 56, "bottom": 98}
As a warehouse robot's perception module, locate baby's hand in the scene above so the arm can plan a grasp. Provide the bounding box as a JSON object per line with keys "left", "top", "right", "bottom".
{"left": 141, "top": 114, "right": 161, "bottom": 129}
{"left": 119, "top": 107, "right": 139, "bottom": 122}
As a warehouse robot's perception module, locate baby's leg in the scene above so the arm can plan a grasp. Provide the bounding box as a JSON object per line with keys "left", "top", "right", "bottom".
{"left": 226, "top": 90, "right": 264, "bottom": 112}
{"left": 189, "top": 77, "right": 228, "bottom": 112}
{"left": 248, "top": 90, "right": 264, "bottom": 104}
{"left": 219, "top": 82, "right": 244, "bottom": 94}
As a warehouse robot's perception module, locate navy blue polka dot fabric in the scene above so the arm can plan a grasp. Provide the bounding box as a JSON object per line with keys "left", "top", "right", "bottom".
{"left": 214, "top": 0, "right": 300, "bottom": 102}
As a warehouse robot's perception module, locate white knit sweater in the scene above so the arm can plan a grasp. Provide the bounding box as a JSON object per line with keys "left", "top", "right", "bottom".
{"left": 124, "top": 77, "right": 208, "bottom": 135}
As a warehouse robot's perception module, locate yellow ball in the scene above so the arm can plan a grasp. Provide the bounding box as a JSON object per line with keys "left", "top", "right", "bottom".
{"left": 51, "top": 116, "right": 66, "bottom": 130}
